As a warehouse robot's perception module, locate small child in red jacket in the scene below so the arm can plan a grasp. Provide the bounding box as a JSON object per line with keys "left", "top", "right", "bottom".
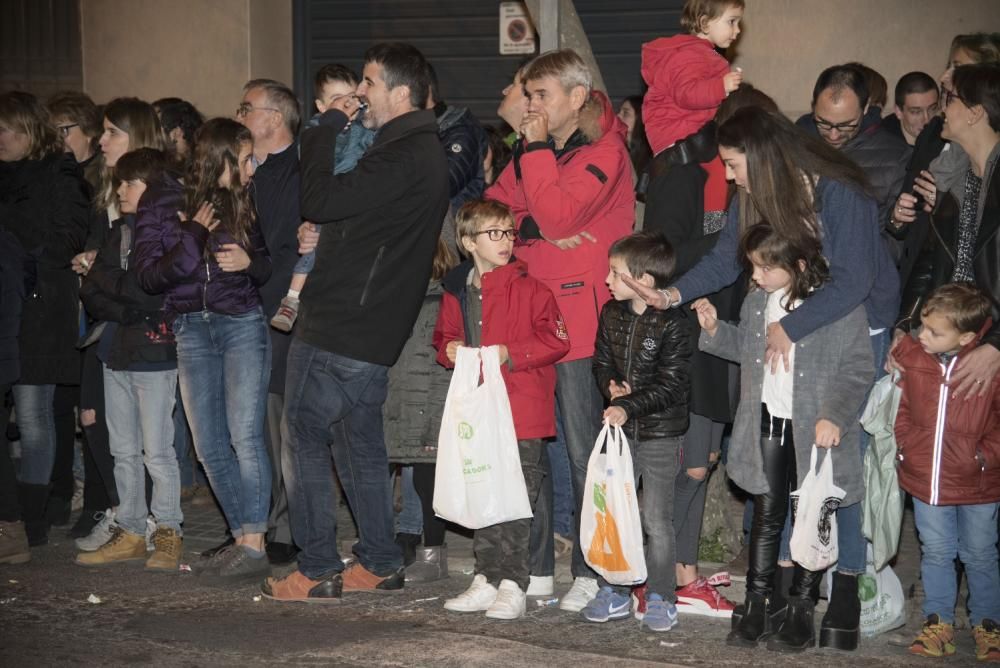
{"left": 433, "top": 199, "right": 570, "bottom": 620}
{"left": 641, "top": 0, "right": 745, "bottom": 155}
{"left": 894, "top": 283, "right": 1000, "bottom": 662}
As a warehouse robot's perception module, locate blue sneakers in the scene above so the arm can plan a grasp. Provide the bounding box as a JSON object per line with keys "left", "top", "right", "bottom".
{"left": 581, "top": 586, "right": 632, "bottom": 623}
{"left": 641, "top": 593, "right": 679, "bottom": 632}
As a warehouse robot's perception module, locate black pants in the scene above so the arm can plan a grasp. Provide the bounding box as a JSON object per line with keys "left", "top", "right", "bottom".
{"left": 79, "top": 347, "right": 116, "bottom": 510}
{"left": 412, "top": 463, "right": 447, "bottom": 547}
{"left": 528, "top": 445, "right": 554, "bottom": 577}
{"left": 0, "top": 385, "right": 18, "bottom": 521}
{"left": 49, "top": 383, "right": 78, "bottom": 502}
{"left": 747, "top": 404, "right": 798, "bottom": 597}
{"left": 473, "top": 439, "right": 546, "bottom": 590}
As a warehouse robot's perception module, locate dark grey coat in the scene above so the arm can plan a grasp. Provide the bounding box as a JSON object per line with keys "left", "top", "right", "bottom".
{"left": 384, "top": 280, "right": 451, "bottom": 464}
{"left": 699, "top": 289, "right": 874, "bottom": 506}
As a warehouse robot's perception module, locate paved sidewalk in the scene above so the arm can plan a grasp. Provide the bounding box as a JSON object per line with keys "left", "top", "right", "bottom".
{"left": 0, "top": 496, "right": 985, "bottom": 666}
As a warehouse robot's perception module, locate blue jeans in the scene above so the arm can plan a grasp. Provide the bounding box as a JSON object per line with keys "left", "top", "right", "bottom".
{"left": 281, "top": 338, "right": 401, "bottom": 579}
{"left": 835, "top": 329, "right": 891, "bottom": 575}
{"left": 12, "top": 384, "right": 56, "bottom": 485}
{"left": 549, "top": 403, "right": 574, "bottom": 537}
{"left": 172, "top": 386, "right": 206, "bottom": 489}
{"left": 103, "top": 366, "right": 182, "bottom": 535}
{"left": 913, "top": 499, "right": 1000, "bottom": 625}
{"left": 293, "top": 249, "right": 316, "bottom": 275}
{"left": 396, "top": 465, "right": 423, "bottom": 535}
{"left": 555, "top": 357, "right": 604, "bottom": 579}
{"left": 174, "top": 309, "right": 272, "bottom": 537}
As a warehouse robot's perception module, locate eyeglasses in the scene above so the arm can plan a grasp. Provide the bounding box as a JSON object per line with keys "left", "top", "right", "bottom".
{"left": 475, "top": 228, "right": 519, "bottom": 241}
{"left": 236, "top": 102, "right": 279, "bottom": 117}
{"left": 942, "top": 88, "right": 966, "bottom": 107}
{"left": 814, "top": 116, "right": 861, "bottom": 134}
{"left": 57, "top": 123, "right": 78, "bottom": 137}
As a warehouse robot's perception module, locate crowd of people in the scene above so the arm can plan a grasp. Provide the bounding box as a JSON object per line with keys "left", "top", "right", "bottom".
{"left": 0, "top": 0, "right": 998, "bottom": 660}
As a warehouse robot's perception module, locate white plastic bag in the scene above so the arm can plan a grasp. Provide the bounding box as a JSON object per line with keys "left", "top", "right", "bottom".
{"left": 581, "top": 422, "right": 646, "bottom": 585}
{"left": 789, "top": 445, "right": 846, "bottom": 572}
{"left": 858, "top": 544, "right": 906, "bottom": 637}
{"left": 432, "top": 345, "right": 531, "bottom": 529}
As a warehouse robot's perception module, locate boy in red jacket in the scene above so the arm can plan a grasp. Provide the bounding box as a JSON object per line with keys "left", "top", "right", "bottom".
{"left": 894, "top": 283, "right": 1000, "bottom": 662}
{"left": 434, "top": 199, "right": 570, "bottom": 620}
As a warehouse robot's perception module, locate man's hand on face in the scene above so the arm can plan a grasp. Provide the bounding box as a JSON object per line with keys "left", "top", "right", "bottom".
{"left": 520, "top": 108, "right": 549, "bottom": 144}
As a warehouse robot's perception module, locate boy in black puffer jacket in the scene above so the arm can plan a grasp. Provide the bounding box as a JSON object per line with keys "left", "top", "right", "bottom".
{"left": 591, "top": 231, "right": 693, "bottom": 632}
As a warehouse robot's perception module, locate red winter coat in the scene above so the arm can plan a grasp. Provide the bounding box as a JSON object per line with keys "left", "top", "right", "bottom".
{"left": 894, "top": 330, "right": 1000, "bottom": 506}
{"left": 434, "top": 259, "right": 570, "bottom": 440}
{"left": 641, "top": 35, "right": 731, "bottom": 155}
{"left": 485, "top": 91, "right": 634, "bottom": 363}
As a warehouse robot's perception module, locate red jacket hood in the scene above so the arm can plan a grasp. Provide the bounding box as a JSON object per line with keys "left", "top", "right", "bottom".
{"left": 642, "top": 35, "right": 715, "bottom": 71}
{"left": 579, "top": 90, "right": 627, "bottom": 145}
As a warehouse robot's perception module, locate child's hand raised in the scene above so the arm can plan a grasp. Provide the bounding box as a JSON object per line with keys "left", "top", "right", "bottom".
{"left": 608, "top": 380, "right": 631, "bottom": 399}
{"left": 692, "top": 298, "right": 719, "bottom": 336}
{"left": 815, "top": 419, "right": 841, "bottom": 448}
{"left": 603, "top": 406, "right": 628, "bottom": 426}
{"left": 446, "top": 340, "right": 464, "bottom": 363}
{"left": 724, "top": 68, "right": 743, "bottom": 94}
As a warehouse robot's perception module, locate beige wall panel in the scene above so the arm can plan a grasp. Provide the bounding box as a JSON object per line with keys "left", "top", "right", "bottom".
{"left": 249, "top": 0, "right": 293, "bottom": 87}
{"left": 732, "top": 0, "right": 1000, "bottom": 118}
{"left": 81, "top": 0, "right": 252, "bottom": 119}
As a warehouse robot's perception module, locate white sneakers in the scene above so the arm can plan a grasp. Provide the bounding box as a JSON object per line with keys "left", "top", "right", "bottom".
{"left": 526, "top": 574, "right": 554, "bottom": 597}
{"left": 444, "top": 574, "right": 526, "bottom": 620}
{"left": 485, "top": 580, "right": 527, "bottom": 620}
{"left": 559, "top": 576, "right": 599, "bottom": 612}
{"left": 74, "top": 509, "right": 116, "bottom": 552}
{"left": 444, "top": 574, "right": 498, "bottom": 612}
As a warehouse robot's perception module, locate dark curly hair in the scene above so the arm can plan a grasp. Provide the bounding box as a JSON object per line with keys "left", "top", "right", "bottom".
{"left": 740, "top": 221, "right": 829, "bottom": 309}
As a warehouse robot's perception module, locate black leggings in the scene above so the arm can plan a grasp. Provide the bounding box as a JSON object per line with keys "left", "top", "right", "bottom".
{"left": 412, "top": 463, "right": 447, "bottom": 547}
{"left": 0, "top": 386, "right": 19, "bottom": 521}
{"left": 79, "top": 347, "right": 117, "bottom": 510}
{"left": 748, "top": 404, "right": 825, "bottom": 601}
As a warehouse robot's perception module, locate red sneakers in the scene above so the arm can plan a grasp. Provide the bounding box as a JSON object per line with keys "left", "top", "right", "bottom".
{"left": 632, "top": 583, "right": 648, "bottom": 620}
{"left": 675, "top": 573, "right": 736, "bottom": 618}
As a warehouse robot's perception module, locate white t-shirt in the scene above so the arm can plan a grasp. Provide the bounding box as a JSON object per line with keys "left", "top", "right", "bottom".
{"left": 761, "top": 288, "right": 801, "bottom": 420}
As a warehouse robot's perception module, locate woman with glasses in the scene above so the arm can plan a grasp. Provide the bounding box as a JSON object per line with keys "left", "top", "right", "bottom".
{"left": 892, "top": 63, "right": 1000, "bottom": 401}
{"left": 71, "top": 98, "right": 169, "bottom": 552}
{"left": 624, "top": 106, "right": 899, "bottom": 652}
{"left": 133, "top": 118, "right": 273, "bottom": 585}
{"left": 0, "top": 91, "right": 90, "bottom": 548}
{"left": 890, "top": 33, "right": 1000, "bottom": 287}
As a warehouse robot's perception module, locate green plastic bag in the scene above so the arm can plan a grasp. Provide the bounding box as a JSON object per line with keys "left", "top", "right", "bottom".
{"left": 860, "top": 371, "right": 904, "bottom": 571}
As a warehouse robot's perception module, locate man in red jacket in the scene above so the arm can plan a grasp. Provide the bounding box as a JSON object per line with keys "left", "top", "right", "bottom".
{"left": 486, "top": 48, "right": 634, "bottom": 612}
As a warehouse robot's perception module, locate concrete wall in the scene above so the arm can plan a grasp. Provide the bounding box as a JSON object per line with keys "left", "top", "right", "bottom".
{"left": 80, "top": 0, "right": 292, "bottom": 119}
{"left": 732, "top": 0, "right": 1000, "bottom": 118}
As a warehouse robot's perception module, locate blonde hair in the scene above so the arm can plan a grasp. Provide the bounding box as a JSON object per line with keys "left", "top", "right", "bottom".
{"left": 921, "top": 283, "right": 992, "bottom": 335}
{"left": 455, "top": 199, "right": 515, "bottom": 256}
{"left": 0, "top": 91, "right": 63, "bottom": 160}
{"left": 680, "top": 0, "right": 745, "bottom": 34}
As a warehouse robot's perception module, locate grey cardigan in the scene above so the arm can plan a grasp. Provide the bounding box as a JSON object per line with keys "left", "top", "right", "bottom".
{"left": 700, "top": 289, "right": 875, "bottom": 506}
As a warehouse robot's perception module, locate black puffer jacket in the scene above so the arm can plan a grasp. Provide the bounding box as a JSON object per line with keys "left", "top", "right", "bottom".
{"left": 798, "top": 110, "right": 912, "bottom": 229}
{"left": 593, "top": 299, "right": 693, "bottom": 440}
{"left": 0, "top": 228, "right": 26, "bottom": 386}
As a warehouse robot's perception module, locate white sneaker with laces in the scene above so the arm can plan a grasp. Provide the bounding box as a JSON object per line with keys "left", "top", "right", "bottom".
{"left": 74, "top": 509, "right": 116, "bottom": 552}
{"left": 526, "top": 574, "right": 554, "bottom": 596}
{"left": 559, "top": 576, "right": 599, "bottom": 612}
{"left": 444, "top": 574, "right": 498, "bottom": 612}
{"left": 485, "top": 579, "right": 527, "bottom": 620}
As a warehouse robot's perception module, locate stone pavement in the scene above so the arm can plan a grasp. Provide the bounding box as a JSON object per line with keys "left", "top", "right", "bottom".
{"left": 0, "top": 495, "right": 986, "bottom": 666}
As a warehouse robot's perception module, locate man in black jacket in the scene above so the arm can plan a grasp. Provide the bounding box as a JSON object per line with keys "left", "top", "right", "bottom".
{"left": 238, "top": 78, "right": 302, "bottom": 566}
{"left": 797, "top": 64, "right": 912, "bottom": 233}
{"left": 262, "top": 43, "right": 448, "bottom": 603}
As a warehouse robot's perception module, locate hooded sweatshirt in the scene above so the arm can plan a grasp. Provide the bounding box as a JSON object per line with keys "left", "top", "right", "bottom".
{"left": 641, "top": 35, "right": 731, "bottom": 155}
{"left": 485, "top": 90, "right": 634, "bottom": 362}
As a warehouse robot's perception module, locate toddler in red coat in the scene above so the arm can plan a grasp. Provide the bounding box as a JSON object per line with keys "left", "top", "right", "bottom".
{"left": 894, "top": 283, "right": 1000, "bottom": 662}
{"left": 641, "top": 0, "right": 745, "bottom": 155}
{"left": 434, "top": 199, "right": 569, "bottom": 620}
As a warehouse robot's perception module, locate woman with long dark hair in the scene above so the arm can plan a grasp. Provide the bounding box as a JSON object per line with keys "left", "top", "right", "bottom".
{"left": 626, "top": 106, "right": 899, "bottom": 651}
{"left": 134, "top": 118, "right": 272, "bottom": 584}
{"left": 0, "top": 91, "right": 89, "bottom": 547}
